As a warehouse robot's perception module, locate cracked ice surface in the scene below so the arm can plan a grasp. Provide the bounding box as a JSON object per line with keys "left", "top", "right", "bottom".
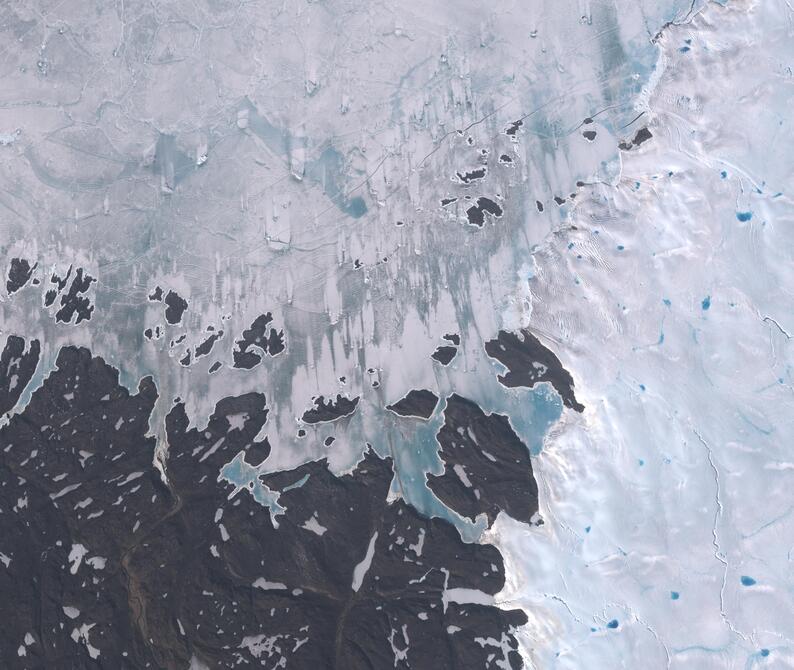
{"left": 0, "top": 0, "right": 701, "bottom": 479}
{"left": 488, "top": 1, "right": 794, "bottom": 667}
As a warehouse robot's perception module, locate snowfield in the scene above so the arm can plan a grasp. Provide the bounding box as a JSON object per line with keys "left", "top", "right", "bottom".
{"left": 489, "top": 1, "right": 794, "bottom": 667}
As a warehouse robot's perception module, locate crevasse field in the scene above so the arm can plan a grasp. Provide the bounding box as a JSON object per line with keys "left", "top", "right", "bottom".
{"left": 0, "top": 0, "right": 791, "bottom": 667}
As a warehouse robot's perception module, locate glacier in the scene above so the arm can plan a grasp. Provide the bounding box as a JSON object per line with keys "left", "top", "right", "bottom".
{"left": 0, "top": 0, "right": 792, "bottom": 667}
{"left": 488, "top": 1, "right": 794, "bottom": 667}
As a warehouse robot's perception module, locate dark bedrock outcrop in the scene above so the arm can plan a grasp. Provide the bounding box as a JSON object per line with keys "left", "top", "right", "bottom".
{"left": 232, "top": 312, "right": 286, "bottom": 370}
{"left": 0, "top": 346, "right": 165, "bottom": 668}
{"left": 431, "top": 345, "right": 458, "bottom": 365}
{"left": 6, "top": 258, "right": 36, "bottom": 295}
{"left": 0, "top": 344, "right": 527, "bottom": 669}
{"left": 0, "top": 335, "right": 40, "bottom": 416}
{"left": 163, "top": 289, "right": 188, "bottom": 325}
{"left": 428, "top": 394, "right": 538, "bottom": 527}
{"left": 485, "top": 329, "right": 584, "bottom": 412}
{"left": 618, "top": 126, "right": 653, "bottom": 151}
{"left": 386, "top": 389, "right": 439, "bottom": 420}
{"left": 301, "top": 394, "right": 360, "bottom": 424}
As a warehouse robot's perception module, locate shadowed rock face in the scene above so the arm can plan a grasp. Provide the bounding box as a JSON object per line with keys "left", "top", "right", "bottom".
{"left": 0, "top": 345, "right": 527, "bottom": 669}
{"left": 0, "top": 335, "right": 40, "bottom": 416}
{"left": 428, "top": 394, "right": 538, "bottom": 527}
{"left": 386, "top": 389, "right": 439, "bottom": 420}
{"left": 485, "top": 329, "right": 584, "bottom": 412}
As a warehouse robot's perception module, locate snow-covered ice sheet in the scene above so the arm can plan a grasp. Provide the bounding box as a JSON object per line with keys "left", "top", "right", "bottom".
{"left": 488, "top": 1, "right": 794, "bottom": 667}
